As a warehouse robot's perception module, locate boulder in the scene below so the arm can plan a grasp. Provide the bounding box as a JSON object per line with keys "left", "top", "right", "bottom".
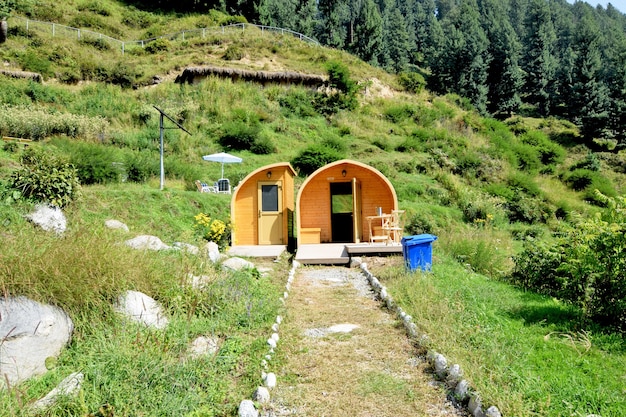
{"left": 104, "top": 219, "right": 129, "bottom": 232}
{"left": 222, "top": 257, "right": 255, "bottom": 271}
{"left": 124, "top": 235, "right": 171, "bottom": 251}
{"left": 253, "top": 386, "right": 270, "bottom": 403}
{"left": 0, "top": 296, "right": 73, "bottom": 387}
{"left": 114, "top": 290, "right": 169, "bottom": 329}
{"left": 26, "top": 205, "right": 66, "bottom": 235}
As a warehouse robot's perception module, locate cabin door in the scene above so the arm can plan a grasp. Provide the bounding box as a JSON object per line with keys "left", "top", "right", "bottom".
{"left": 352, "top": 178, "right": 362, "bottom": 243}
{"left": 258, "top": 181, "right": 283, "bottom": 245}
{"left": 330, "top": 182, "right": 353, "bottom": 243}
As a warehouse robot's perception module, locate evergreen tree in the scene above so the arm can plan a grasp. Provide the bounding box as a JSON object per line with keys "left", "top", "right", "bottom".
{"left": 415, "top": 0, "right": 443, "bottom": 67}
{"left": 348, "top": 0, "right": 384, "bottom": 65}
{"left": 429, "top": 0, "right": 490, "bottom": 113}
{"left": 567, "top": 7, "right": 610, "bottom": 140}
{"left": 381, "top": 7, "right": 411, "bottom": 72}
{"left": 316, "top": 0, "right": 350, "bottom": 48}
{"left": 522, "top": 0, "right": 557, "bottom": 116}
{"left": 257, "top": 0, "right": 298, "bottom": 30}
{"left": 479, "top": 0, "right": 523, "bottom": 116}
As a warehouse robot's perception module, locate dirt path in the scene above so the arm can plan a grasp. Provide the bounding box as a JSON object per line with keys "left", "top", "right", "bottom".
{"left": 267, "top": 266, "right": 466, "bottom": 417}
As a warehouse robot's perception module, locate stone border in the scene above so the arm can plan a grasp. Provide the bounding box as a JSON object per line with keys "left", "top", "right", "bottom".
{"left": 358, "top": 261, "right": 502, "bottom": 417}
{"left": 237, "top": 261, "right": 300, "bottom": 417}
{"left": 238, "top": 259, "right": 503, "bottom": 417}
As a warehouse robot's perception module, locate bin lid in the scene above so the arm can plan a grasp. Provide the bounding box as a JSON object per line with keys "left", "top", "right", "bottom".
{"left": 401, "top": 234, "right": 438, "bottom": 246}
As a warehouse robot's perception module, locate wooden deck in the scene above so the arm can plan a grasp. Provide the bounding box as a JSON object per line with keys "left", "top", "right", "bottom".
{"left": 228, "top": 242, "right": 402, "bottom": 265}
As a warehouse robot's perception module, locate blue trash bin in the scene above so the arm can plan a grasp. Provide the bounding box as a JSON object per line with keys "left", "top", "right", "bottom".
{"left": 401, "top": 234, "right": 438, "bottom": 271}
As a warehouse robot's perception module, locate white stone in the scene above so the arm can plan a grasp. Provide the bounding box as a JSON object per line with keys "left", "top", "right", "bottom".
{"left": 205, "top": 241, "right": 221, "bottom": 263}
{"left": 327, "top": 323, "right": 359, "bottom": 333}
{"left": 292, "top": 260, "right": 300, "bottom": 269}
{"left": 264, "top": 372, "right": 277, "bottom": 388}
{"left": 447, "top": 364, "right": 463, "bottom": 386}
{"left": 188, "top": 336, "right": 219, "bottom": 358}
{"left": 434, "top": 353, "right": 447, "bottom": 378}
{"left": 222, "top": 257, "right": 255, "bottom": 271}
{"left": 124, "top": 235, "right": 171, "bottom": 251}
{"left": 267, "top": 338, "right": 277, "bottom": 349}
{"left": 114, "top": 290, "right": 169, "bottom": 329}
{"left": 186, "top": 273, "right": 214, "bottom": 290}
{"left": 31, "top": 372, "right": 83, "bottom": 410}
{"left": 485, "top": 406, "right": 502, "bottom": 417}
{"left": 454, "top": 379, "right": 470, "bottom": 401}
{"left": 173, "top": 242, "right": 200, "bottom": 255}
{"left": 104, "top": 219, "right": 129, "bottom": 232}
{"left": 27, "top": 204, "right": 66, "bottom": 234}
{"left": 271, "top": 333, "right": 279, "bottom": 342}
{"left": 469, "top": 394, "right": 484, "bottom": 417}
{"left": 238, "top": 399, "right": 258, "bottom": 417}
{"left": 271, "top": 323, "right": 279, "bottom": 332}
{"left": 0, "top": 297, "right": 74, "bottom": 387}
{"left": 253, "top": 386, "right": 270, "bottom": 403}
{"left": 276, "top": 315, "right": 282, "bottom": 324}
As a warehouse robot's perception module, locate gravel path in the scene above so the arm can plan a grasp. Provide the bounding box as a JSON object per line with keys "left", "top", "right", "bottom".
{"left": 265, "top": 266, "right": 467, "bottom": 417}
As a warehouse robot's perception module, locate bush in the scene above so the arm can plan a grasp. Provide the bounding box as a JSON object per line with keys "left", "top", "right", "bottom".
{"left": 145, "top": 38, "right": 170, "bottom": 54}
{"left": 9, "top": 146, "right": 82, "bottom": 208}
{"left": 570, "top": 152, "right": 601, "bottom": 172}
{"left": 125, "top": 151, "right": 158, "bottom": 182}
{"left": 397, "top": 71, "right": 426, "bottom": 94}
{"left": 564, "top": 169, "right": 595, "bottom": 191}
{"left": 511, "top": 193, "right": 626, "bottom": 332}
{"left": 79, "top": 37, "right": 111, "bottom": 51}
{"left": 291, "top": 144, "right": 344, "bottom": 175}
{"left": 520, "top": 131, "right": 565, "bottom": 166}
{"left": 278, "top": 90, "right": 316, "bottom": 117}
{"left": 249, "top": 135, "right": 276, "bottom": 155}
{"left": 218, "top": 122, "right": 260, "bottom": 151}
{"left": 57, "top": 141, "right": 123, "bottom": 185}
{"left": 223, "top": 45, "right": 244, "bottom": 61}
{"left": 384, "top": 105, "right": 418, "bottom": 123}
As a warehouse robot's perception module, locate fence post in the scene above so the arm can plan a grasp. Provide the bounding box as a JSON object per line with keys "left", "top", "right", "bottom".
{"left": 77, "top": 29, "right": 80, "bottom": 39}
{"left": 52, "top": 23, "right": 55, "bottom": 37}
{"left": 26, "top": 19, "right": 29, "bottom": 33}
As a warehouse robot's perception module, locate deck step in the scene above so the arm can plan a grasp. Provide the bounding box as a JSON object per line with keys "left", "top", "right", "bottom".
{"left": 295, "top": 244, "right": 350, "bottom": 265}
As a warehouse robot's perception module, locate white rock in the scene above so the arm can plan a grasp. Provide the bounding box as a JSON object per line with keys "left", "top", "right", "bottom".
{"left": 104, "top": 219, "right": 129, "bottom": 232}
{"left": 188, "top": 336, "right": 219, "bottom": 358}
{"left": 271, "top": 323, "right": 279, "bottom": 332}
{"left": 454, "top": 379, "right": 470, "bottom": 401}
{"left": 434, "top": 353, "right": 447, "bottom": 378}
{"left": 114, "top": 290, "right": 169, "bottom": 329}
{"left": 31, "top": 372, "right": 83, "bottom": 410}
{"left": 186, "top": 273, "right": 213, "bottom": 290}
{"left": 238, "top": 399, "right": 258, "bottom": 417}
{"left": 124, "top": 235, "right": 171, "bottom": 251}
{"left": 253, "top": 386, "right": 270, "bottom": 403}
{"left": 222, "top": 257, "right": 255, "bottom": 271}
{"left": 276, "top": 315, "right": 282, "bottom": 324}
{"left": 0, "top": 297, "right": 73, "bottom": 386}
{"left": 264, "top": 372, "right": 277, "bottom": 388}
{"left": 173, "top": 242, "right": 200, "bottom": 255}
{"left": 469, "top": 394, "right": 484, "bottom": 417}
{"left": 447, "top": 364, "right": 463, "bottom": 386}
{"left": 485, "top": 406, "right": 502, "bottom": 417}
{"left": 267, "top": 338, "right": 277, "bottom": 349}
{"left": 205, "top": 241, "right": 221, "bottom": 263}
{"left": 27, "top": 204, "right": 66, "bottom": 234}
{"left": 271, "top": 333, "right": 279, "bottom": 342}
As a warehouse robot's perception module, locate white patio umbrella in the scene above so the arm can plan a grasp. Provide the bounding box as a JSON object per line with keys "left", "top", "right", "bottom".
{"left": 202, "top": 152, "right": 243, "bottom": 178}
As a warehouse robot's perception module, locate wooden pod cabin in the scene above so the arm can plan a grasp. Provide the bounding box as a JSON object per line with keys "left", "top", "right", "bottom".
{"left": 296, "top": 159, "right": 398, "bottom": 245}
{"left": 230, "top": 163, "right": 297, "bottom": 247}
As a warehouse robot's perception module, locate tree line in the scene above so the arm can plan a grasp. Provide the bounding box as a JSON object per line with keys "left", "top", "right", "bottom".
{"left": 127, "top": 0, "right": 626, "bottom": 147}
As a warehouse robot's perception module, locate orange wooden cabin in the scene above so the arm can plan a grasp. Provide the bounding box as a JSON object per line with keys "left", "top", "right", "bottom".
{"left": 230, "top": 162, "right": 297, "bottom": 247}
{"left": 296, "top": 159, "right": 399, "bottom": 244}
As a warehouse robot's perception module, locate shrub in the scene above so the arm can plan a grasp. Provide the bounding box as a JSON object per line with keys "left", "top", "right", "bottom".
{"left": 9, "top": 146, "right": 82, "bottom": 208}
{"left": 512, "top": 142, "right": 541, "bottom": 172}
{"left": 125, "top": 151, "right": 158, "bottom": 182}
{"left": 58, "top": 141, "right": 123, "bottom": 185}
{"left": 79, "top": 37, "right": 111, "bottom": 51}
{"left": 384, "top": 105, "right": 418, "bottom": 123}
{"left": 249, "top": 136, "right": 276, "bottom": 155}
{"left": 397, "top": 71, "right": 426, "bottom": 94}
{"left": 145, "top": 38, "right": 170, "bottom": 54}
{"left": 223, "top": 45, "right": 244, "bottom": 61}
{"left": 564, "top": 169, "right": 595, "bottom": 191}
{"left": 291, "top": 144, "right": 344, "bottom": 175}
{"left": 570, "top": 152, "right": 601, "bottom": 172}
{"left": 511, "top": 193, "right": 626, "bottom": 331}
{"left": 218, "top": 122, "right": 260, "bottom": 151}
{"left": 278, "top": 90, "right": 316, "bottom": 117}
{"left": 506, "top": 172, "right": 541, "bottom": 197}
{"left": 194, "top": 212, "right": 230, "bottom": 250}
{"left": 520, "top": 130, "right": 565, "bottom": 166}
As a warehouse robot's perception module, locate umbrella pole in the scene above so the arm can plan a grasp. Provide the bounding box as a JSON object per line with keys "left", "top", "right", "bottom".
{"left": 221, "top": 163, "right": 224, "bottom": 179}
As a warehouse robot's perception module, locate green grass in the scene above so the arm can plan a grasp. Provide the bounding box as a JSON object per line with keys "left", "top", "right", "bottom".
{"left": 375, "top": 256, "right": 626, "bottom": 417}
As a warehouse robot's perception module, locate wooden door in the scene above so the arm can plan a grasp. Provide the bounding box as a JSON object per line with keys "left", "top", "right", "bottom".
{"left": 258, "top": 181, "right": 283, "bottom": 245}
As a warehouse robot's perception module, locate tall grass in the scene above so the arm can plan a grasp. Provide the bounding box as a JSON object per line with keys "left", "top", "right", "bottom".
{"left": 374, "top": 256, "right": 626, "bottom": 417}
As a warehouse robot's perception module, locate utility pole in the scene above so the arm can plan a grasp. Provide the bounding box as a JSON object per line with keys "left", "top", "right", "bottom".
{"left": 153, "top": 106, "right": 191, "bottom": 190}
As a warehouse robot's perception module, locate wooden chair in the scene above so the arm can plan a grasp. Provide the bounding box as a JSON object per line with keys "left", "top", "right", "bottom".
{"left": 384, "top": 210, "right": 405, "bottom": 244}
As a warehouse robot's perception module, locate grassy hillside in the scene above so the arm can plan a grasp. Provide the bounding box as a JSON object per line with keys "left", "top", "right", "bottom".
{"left": 1, "top": 1, "right": 626, "bottom": 416}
